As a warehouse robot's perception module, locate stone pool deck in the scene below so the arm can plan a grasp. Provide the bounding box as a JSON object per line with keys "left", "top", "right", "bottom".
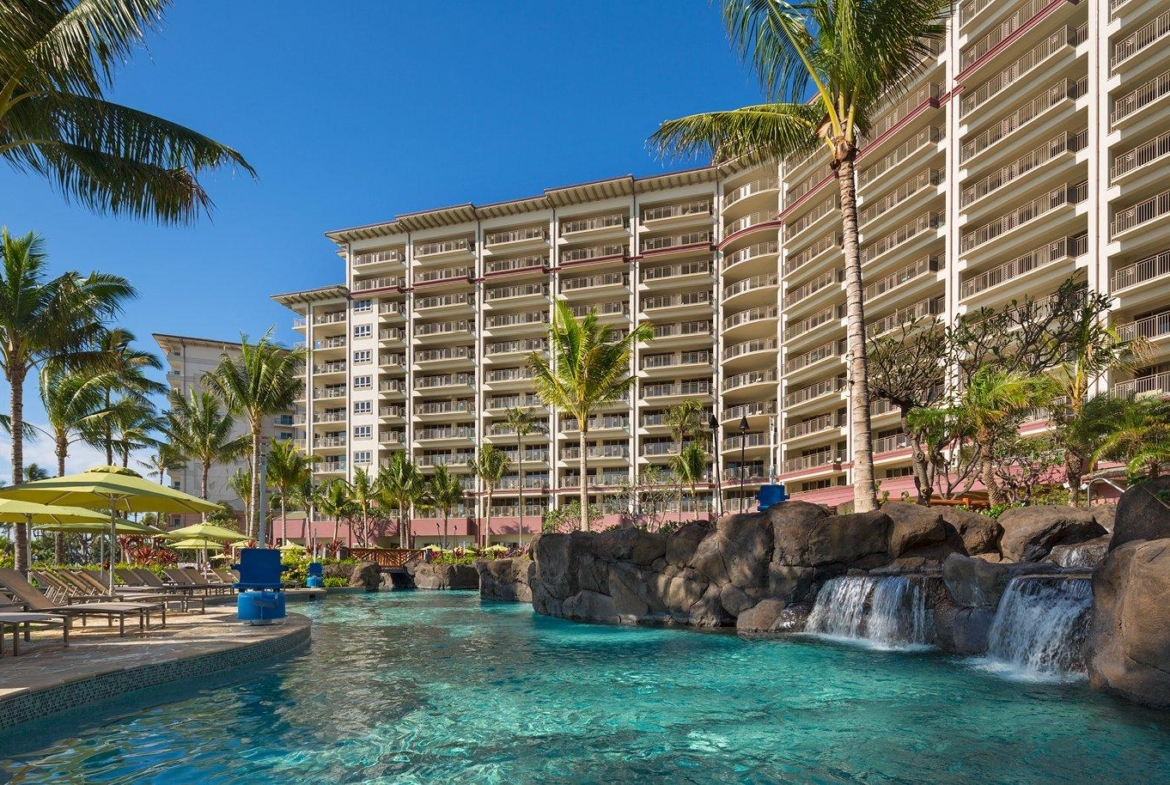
{"left": 0, "top": 605, "right": 312, "bottom": 730}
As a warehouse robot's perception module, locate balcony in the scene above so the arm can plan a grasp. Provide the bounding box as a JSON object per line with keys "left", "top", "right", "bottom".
{"left": 784, "top": 306, "right": 838, "bottom": 342}
{"left": 784, "top": 232, "right": 839, "bottom": 275}
{"left": 378, "top": 302, "right": 404, "bottom": 317}
{"left": 379, "top": 353, "right": 405, "bottom": 366}
{"left": 415, "top": 399, "right": 475, "bottom": 416}
{"left": 415, "top": 266, "right": 471, "bottom": 284}
{"left": 484, "top": 226, "right": 547, "bottom": 247}
{"left": 316, "top": 336, "right": 347, "bottom": 350}
{"left": 784, "top": 413, "right": 839, "bottom": 441}
{"left": 1112, "top": 69, "right": 1170, "bottom": 127}
{"left": 379, "top": 431, "right": 406, "bottom": 445}
{"left": 960, "top": 31, "right": 1073, "bottom": 119}
{"left": 1112, "top": 10, "right": 1170, "bottom": 71}
{"left": 314, "top": 436, "right": 346, "bottom": 449}
{"left": 416, "top": 373, "right": 474, "bottom": 389}
{"left": 786, "top": 194, "right": 838, "bottom": 239}
{"left": 415, "top": 293, "right": 471, "bottom": 310}
{"left": 560, "top": 214, "right": 627, "bottom": 236}
{"left": 352, "top": 276, "right": 401, "bottom": 292}
{"left": 724, "top": 211, "right": 775, "bottom": 237}
{"left": 961, "top": 131, "right": 1084, "bottom": 208}
{"left": 723, "top": 368, "right": 778, "bottom": 392}
{"left": 379, "top": 405, "right": 406, "bottom": 418}
{"left": 862, "top": 212, "right": 940, "bottom": 264}
{"left": 560, "top": 444, "right": 630, "bottom": 461}
{"left": 353, "top": 249, "right": 403, "bottom": 267}
{"left": 378, "top": 327, "right": 405, "bottom": 342}
{"left": 1113, "top": 371, "right": 1170, "bottom": 398}
{"left": 639, "top": 231, "right": 713, "bottom": 254}
{"left": 786, "top": 166, "right": 832, "bottom": 208}
{"left": 417, "top": 452, "right": 475, "bottom": 468}
{"left": 723, "top": 400, "right": 774, "bottom": 421}
{"left": 723, "top": 273, "right": 778, "bottom": 302}
{"left": 311, "top": 361, "right": 346, "bottom": 375}
{"left": 725, "top": 433, "right": 768, "bottom": 452}
{"left": 960, "top": 0, "right": 1050, "bottom": 70}
{"left": 784, "top": 376, "right": 846, "bottom": 408}
{"left": 486, "top": 338, "right": 546, "bottom": 356}
{"left": 961, "top": 77, "right": 1084, "bottom": 163}
{"left": 641, "top": 199, "right": 711, "bottom": 223}
{"left": 866, "top": 298, "right": 944, "bottom": 338}
{"left": 781, "top": 450, "right": 842, "bottom": 474}
{"left": 642, "top": 380, "right": 712, "bottom": 399}
{"left": 313, "top": 386, "right": 346, "bottom": 400}
{"left": 312, "top": 411, "right": 345, "bottom": 423}
{"left": 859, "top": 169, "right": 941, "bottom": 225}
{"left": 1112, "top": 188, "right": 1170, "bottom": 238}
{"left": 486, "top": 393, "right": 542, "bottom": 410}
{"left": 874, "top": 433, "right": 911, "bottom": 455}
{"left": 958, "top": 0, "right": 994, "bottom": 27}
{"left": 961, "top": 235, "right": 1084, "bottom": 300}
{"left": 641, "top": 441, "right": 681, "bottom": 458}
{"left": 642, "top": 291, "right": 711, "bottom": 311}
{"left": 416, "top": 426, "right": 476, "bottom": 441}
{"left": 414, "top": 320, "right": 473, "bottom": 338}
{"left": 414, "top": 237, "right": 473, "bottom": 258}
{"left": 724, "top": 338, "right": 778, "bottom": 362}
{"left": 563, "top": 414, "right": 629, "bottom": 432}
{"left": 867, "top": 83, "right": 941, "bottom": 142}
{"left": 641, "top": 350, "right": 712, "bottom": 370}
{"left": 561, "top": 272, "right": 628, "bottom": 292}
{"left": 485, "top": 255, "right": 547, "bottom": 275}
{"left": 783, "top": 269, "right": 841, "bottom": 308}
{"left": 784, "top": 340, "right": 843, "bottom": 375}
{"left": 561, "top": 244, "right": 627, "bottom": 264}
{"left": 313, "top": 312, "right": 346, "bottom": 326}
{"left": 569, "top": 302, "right": 628, "bottom": 319}
{"left": 642, "top": 260, "right": 711, "bottom": 283}
{"left": 723, "top": 305, "right": 779, "bottom": 332}
{"left": 486, "top": 283, "right": 548, "bottom": 302}
{"left": 487, "top": 367, "right": 536, "bottom": 384}
{"left": 319, "top": 461, "right": 347, "bottom": 474}
{"left": 1116, "top": 310, "right": 1170, "bottom": 342}
{"left": 864, "top": 256, "right": 938, "bottom": 303}
{"left": 859, "top": 127, "right": 942, "bottom": 189}
{"left": 961, "top": 182, "right": 1086, "bottom": 253}
{"left": 722, "top": 241, "right": 779, "bottom": 272}
{"left": 725, "top": 177, "right": 779, "bottom": 208}
{"left": 1113, "top": 129, "right": 1170, "bottom": 183}
{"left": 378, "top": 379, "right": 406, "bottom": 394}
{"left": 1113, "top": 249, "right": 1170, "bottom": 292}
{"left": 650, "top": 320, "right": 712, "bottom": 341}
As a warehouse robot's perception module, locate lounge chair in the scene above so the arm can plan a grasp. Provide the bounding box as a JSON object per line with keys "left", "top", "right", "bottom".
{"left": 28, "top": 570, "right": 79, "bottom": 603}
{"left": 180, "top": 568, "right": 233, "bottom": 594}
{"left": 69, "top": 570, "right": 204, "bottom": 613}
{"left": 0, "top": 568, "right": 164, "bottom": 636}
{"left": 162, "top": 568, "right": 228, "bottom": 596}
{"left": 211, "top": 568, "right": 239, "bottom": 584}
{"left": 0, "top": 612, "right": 68, "bottom": 656}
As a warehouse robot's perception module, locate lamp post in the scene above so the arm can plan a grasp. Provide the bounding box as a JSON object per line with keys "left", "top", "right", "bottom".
{"left": 738, "top": 416, "right": 749, "bottom": 513}
{"left": 708, "top": 413, "right": 723, "bottom": 516}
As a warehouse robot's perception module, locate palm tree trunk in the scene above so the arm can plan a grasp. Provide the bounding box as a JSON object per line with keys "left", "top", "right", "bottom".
{"left": 836, "top": 156, "right": 877, "bottom": 513}
{"left": 1066, "top": 451, "right": 1086, "bottom": 507}
{"left": 981, "top": 434, "right": 1000, "bottom": 507}
{"left": 281, "top": 498, "right": 288, "bottom": 544}
{"left": 10, "top": 366, "right": 28, "bottom": 575}
{"left": 579, "top": 427, "right": 589, "bottom": 531}
{"left": 516, "top": 437, "right": 524, "bottom": 547}
{"left": 201, "top": 461, "right": 211, "bottom": 522}
{"left": 249, "top": 427, "right": 261, "bottom": 540}
{"left": 443, "top": 512, "right": 449, "bottom": 549}
{"left": 484, "top": 488, "right": 492, "bottom": 549}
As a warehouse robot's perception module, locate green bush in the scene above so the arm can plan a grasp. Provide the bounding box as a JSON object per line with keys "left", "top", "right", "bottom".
{"left": 281, "top": 557, "right": 309, "bottom": 585}
{"left": 432, "top": 553, "right": 477, "bottom": 566}
{"left": 323, "top": 576, "right": 349, "bottom": 588}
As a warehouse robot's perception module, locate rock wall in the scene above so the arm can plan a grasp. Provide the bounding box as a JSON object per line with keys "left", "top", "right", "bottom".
{"left": 405, "top": 561, "right": 479, "bottom": 590}
{"left": 475, "top": 558, "right": 534, "bottom": 602}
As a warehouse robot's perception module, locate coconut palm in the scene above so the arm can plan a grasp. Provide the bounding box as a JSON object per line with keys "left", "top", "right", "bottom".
{"left": 266, "top": 439, "right": 317, "bottom": 545}
{"left": 670, "top": 442, "right": 708, "bottom": 520}
{"left": 348, "top": 467, "right": 382, "bottom": 547}
{"left": 294, "top": 475, "right": 323, "bottom": 546}
{"left": 24, "top": 464, "right": 49, "bottom": 481}
{"left": 651, "top": 0, "right": 948, "bottom": 513}
{"left": 228, "top": 468, "right": 252, "bottom": 533}
{"left": 90, "top": 328, "right": 165, "bottom": 464}
{"left": 468, "top": 444, "right": 511, "bottom": 548}
{"left": 380, "top": 451, "right": 425, "bottom": 549}
{"left": 427, "top": 465, "right": 465, "bottom": 550}
{"left": 107, "top": 394, "right": 162, "bottom": 467}
{"left": 318, "top": 478, "right": 356, "bottom": 545}
{"left": 505, "top": 406, "right": 541, "bottom": 545}
{"left": 138, "top": 443, "right": 186, "bottom": 486}
{"left": 164, "top": 388, "right": 248, "bottom": 507}
{"left": 530, "top": 300, "right": 652, "bottom": 530}
{"left": 1057, "top": 394, "right": 1128, "bottom": 507}
{"left": 664, "top": 399, "right": 707, "bottom": 517}
{"left": 0, "top": 229, "right": 134, "bottom": 573}
{"left": 1095, "top": 396, "right": 1170, "bottom": 480}
{"left": 205, "top": 330, "right": 304, "bottom": 539}
{"left": 0, "top": 0, "right": 254, "bottom": 223}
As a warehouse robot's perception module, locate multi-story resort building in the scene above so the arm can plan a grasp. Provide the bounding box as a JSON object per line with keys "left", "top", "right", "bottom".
{"left": 273, "top": 0, "right": 1170, "bottom": 545}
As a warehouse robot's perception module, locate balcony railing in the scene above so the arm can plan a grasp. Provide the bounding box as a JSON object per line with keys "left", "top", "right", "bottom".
{"left": 414, "top": 320, "right": 473, "bottom": 337}
{"left": 561, "top": 272, "right": 627, "bottom": 291}
{"left": 378, "top": 302, "right": 403, "bottom": 316}
{"left": 724, "top": 211, "right": 775, "bottom": 236}
{"left": 561, "top": 244, "right": 627, "bottom": 263}
{"left": 723, "top": 273, "right": 778, "bottom": 301}
{"left": 782, "top": 450, "right": 842, "bottom": 473}
{"left": 723, "top": 338, "right": 778, "bottom": 362}
{"left": 378, "top": 351, "right": 404, "bottom": 366}
{"left": 642, "top": 260, "right": 711, "bottom": 282}
{"left": 1112, "top": 249, "right": 1170, "bottom": 291}
{"left": 866, "top": 297, "right": 944, "bottom": 338}
{"left": 642, "top": 380, "right": 712, "bottom": 398}
{"left": 486, "top": 338, "right": 546, "bottom": 355}
{"left": 1116, "top": 310, "right": 1170, "bottom": 342}
{"left": 864, "top": 256, "right": 938, "bottom": 302}
{"left": 569, "top": 301, "right": 628, "bottom": 318}
{"left": 1113, "top": 188, "right": 1170, "bottom": 237}
{"left": 783, "top": 269, "right": 840, "bottom": 308}
{"left": 560, "top": 214, "right": 627, "bottom": 235}
{"left": 874, "top": 433, "right": 911, "bottom": 454}
{"left": 651, "top": 320, "right": 712, "bottom": 339}
{"left": 563, "top": 414, "right": 629, "bottom": 432}
{"left": 416, "top": 426, "right": 476, "bottom": 441}
{"left": 961, "top": 77, "right": 1084, "bottom": 163}
{"left": 1113, "top": 371, "right": 1170, "bottom": 398}
{"left": 488, "top": 367, "right": 535, "bottom": 383}
{"left": 723, "top": 241, "right": 779, "bottom": 271}
{"left": 786, "top": 195, "right": 839, "bottom": 237}
{"left": 415, "top": 293, "right": 470, "bottom": 310}
{"left": 785, "top": 305, "right": 838, "bottom": 341}
{"left": 861, "top": 128, "right": 943, "bottom": 192}
{"left": 379, "top": 328, "right": 405, "bottom": 342}
{"left": 352, "top": 276, "right": 401, "bottom": 292}
{"left": 486, "top": 283, "right": 548, "bottom": 301}
{"left": 784, "top": 232, "right": 839, "bottom": 275}
{"left": 415, "top": 266, "right": 471, "bottom": 284}
{"left": 313, "top": 386, "right": 346, "bottom": 399}
{"left": 487, "top": 393, "right": 542, "bottom": 410}
{"left": 725, "top": 433, "right": 768, "bottom": 451}
{"left": 784, "top": 340, "right": 843, "bottom": 374}
{"left": 642, "top": 350, "right": 712, "bottom": 369}
{"left": 959, "top": 0, "right": 995, "bottom": 26}
{"left": 960, "top": 0, "right": 1048, "bottom": 70}
{"left": 353, "top": 249, "right": 402, "bottom": 267}
{"left": 561, "top": 444, "right": 630, "bottom": 460}
{"left": 1113, "top": 128, "right": 1170, "bottom": 182}
{"left": 378, "top": 379, "right": 406, "bottom": 393}
{"left": 1112, "top": 69, "right": 1170, "bottom": 126}
{"left": 784, "top": 413, "right": 839, "bottom": 440}
{"left": 961, "top": 182, "right": 1086, "bottom": 252}
{"left": 639, "top": 231, "right": 713, "bottom": 253}
{"left": 723, "top": 368, "right": 778, "bottom": 392}
{"left": 642, "top": 291, "right": 711, "bottom": 310}
{"left": 642, "top": 200, "right": 711, "bottom": 222}
{"left": 487, "top": 311, "right": 548, "bottom": 328}
{"left": 416, "top": 373, "right": 474, "bottom": 389}
{"left": 312, "top": 411, "right": 345, "bottom": 423}
{"left": 723, "top": 401, "right": 774, "bottom": 421}
{"left": 862, "top": 213, "right": 940, "bottom": 264}
{"left": 867, "top": 83, "right": 941, "bottom": 141}
{"left": 859, "top": 168, "right": 941, "bottom": 225}
{"left": 786, "top": 166, "right": 832, "bottom": 208}
{"left": 725, "top": 177, "right": 779, "bottom": 207}
{"left": 961, "top": 31, "right": 1072, "bottom": 118}
{"left": 312, "top": 362, "right": 346, "bottom": 374}
{"left": 723, "top": 305, "right": 779, "bottom": 331}
{"left": 379, "top": 431, "right": 406, "bottom": 445}
{"left": 414, "top": 399, "right": 474, "bottom": 415}
{"left": 415, "top": 237, "right": 473, "bottom": 257}
{"left": 313, "top": 312, "right": 346, "bottom": 325}
{"left": 485, "top": 255, "right": 546, "bottom": 274}
{"left": 960, "top": 234, "right": 1085, "bottom": 299}
{"left": 379, "top": 405, "right": 406, "bottom": 418}
{"left": 1112, "top": 10, "right": 1170, "bottom": 70}
{"left": 485, "top": 226, "right": 546, "bottom": 246}
{"left": 784, "top": 376, "right": 846, "bottom": 408}
{"left": 317, "top": 336, "right": 347, "bottom": 349}
{"left": 962, "top": 131, "right": 1084, "bottom": 207}
{"left": 314, "top": 436, "right": 346, "bottom": 448}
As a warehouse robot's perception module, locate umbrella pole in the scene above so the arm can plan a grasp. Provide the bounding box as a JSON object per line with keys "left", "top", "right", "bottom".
{"left": 109, "top": 507, "right": 117, "bottom": 594}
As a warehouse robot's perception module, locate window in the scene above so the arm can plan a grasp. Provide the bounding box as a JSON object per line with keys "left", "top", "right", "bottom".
{"left": 353, "top": 375, "right": 372, "bottom": 391}
{"left": 353, "top": 324, "right": 372, "bottom": 339}
{"left": 354, "top": 425, "right": 372, "bottom": 439}
{"left": 353, "top": 349, "right": 372, "bottom": 364}
{"left": 353, "top": 400, "right": 372, "bottom": 415}
{"left": 276, "top": 431, "right": 293, "bottom": 441}
{"left": 352, "top": 299, "right": 372, "bottom": 313}
{"left": 354, "top": 451, "right": 372, "bottom": 465}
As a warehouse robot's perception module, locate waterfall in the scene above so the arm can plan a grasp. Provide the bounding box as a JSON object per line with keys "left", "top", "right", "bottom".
{"left": 806, "top": 576, "right": 934, "bottom": 649}
{"left": 983, "top": 577, "right": 1093, "bottom": 678}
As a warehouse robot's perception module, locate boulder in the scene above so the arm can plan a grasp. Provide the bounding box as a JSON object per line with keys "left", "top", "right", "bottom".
{"left": 774, "top": 510, "right": 893, "bottom": 569}
{"left": 716, "top": 513, "right": 774, "bottom": 589}
{"left": 323, "top": 562, "right": 355, "bottom": 580}
{"left": 687, "top": 584, "right": 729, "bottom": 628}
{"left": 1109, "top": 477, "right": 1170, "bottom": 551}
{"left": 1087, "top": 538, "right": 1170, "bottom": 708}
{"left": 767, "top": 564, "right": 819, "bottom": 605}
{"left": 665, "top": 521, "right": 712, "bottom": 567}
{"left": 411, "top": 563, "right": 479, "bottom": 590}
{"left": 941, "top": 508, "right": 1002, "bottom": 556}
{"left": 882, "top": 502, "right": 948, "bottom": 557}
{"left": 998, "top": 506, "right": 1107, "bottom": 562}
{"left": 592, "top": 527, "right": 667, "bottom": 567}
{"left": 663, "top": 568, "right": 708, "bottom": 620}
{"left": 1092, "top": 504, "right": 1117, "bottom": 533}
{"left": 348, "top": 561, "right": 381, "bottom": 591}
{"left": 562, "top": 590, "right": 620, "bottom": 624}
{"left": 476, "top": 558, "right": 533, "bottom": 603}
{"left": 941, "top": 553, "right": 1060, "bottom": 608}
{"left": 933, "top": 600, "right": 995, "bottom": 654}
{"left": 735, "top": 599, "right": 788, "bottom": 632}
{"left": 769, "top": 603, "right": 811, "bottom": 633}
{"left": 1048, "top": 536, "right": 1110, "bottom": 570}
{"left": 608, "top": 561, "right": 668, "bottom": 623}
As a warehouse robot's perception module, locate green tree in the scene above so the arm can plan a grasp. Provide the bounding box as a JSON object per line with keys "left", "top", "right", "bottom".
{"left": 24, "top": 464, "right": 49, "bottom": 481}
{"left": 348, "top": 467, "right": 381, "bottom": 547}
{"left": 265, "top": 438, "right": 317, "bottom": 545}
{"left": 1095, "top": 396, "right": 1170, "bottom": 481}
{"left": 669, "top": 443, "right": 708, "bottom": 519}
{"left": 0, "top": 0, "right": 254, "bottom": 223}
{"left": 530, "top": 300, "right": 651, "bottom": 530}
{"left": 294, "top": 475, "right": 323, "bottom": 546}
{"left": 228, "top": 468, "right": 252, "bottom": 533}
{"left": 380, "top": 451, "right": 424, "bottom": 549}
{"left": 505, "top": 406, "right": 541, "bottom": 544}
{"left": 427, "top": 465, "right": 465, "bottom": 550}
{"left": 0, "top": 229, "right": 134, "bottom": 573}
{"left": 137, "top": 442, "right": 186, "bottom": 486}
{"left": 318, "top": 478, "right": 356, "bottom": 545}
{"left": 164, "top": 388, "right": 247, "bottom": 506}
{"left": 88, "top": 328, "right": 164, "bottom": 464}
{"left": 468, "top": 444, "right": 511, "bottom": 548}
{"left": 107, "top": 394, "right": 162, "bottom": 467}
{"left": 664, "top": 399, "right": 707, "bottom": 517}
{"left": 651, "top": 0, "right": 948, "bottom": 513}
{"left": 205, "top": 331, "right": 304, "bottom": 539}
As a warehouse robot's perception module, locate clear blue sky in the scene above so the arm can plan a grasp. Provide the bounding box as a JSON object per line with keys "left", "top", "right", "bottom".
{"left": 0, "top": 0, "right": 762, "bottom": 475}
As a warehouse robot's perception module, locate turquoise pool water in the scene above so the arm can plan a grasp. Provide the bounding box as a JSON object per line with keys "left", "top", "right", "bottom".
{"left": 3, "top": 592, "right": 1170, "bottom": 784}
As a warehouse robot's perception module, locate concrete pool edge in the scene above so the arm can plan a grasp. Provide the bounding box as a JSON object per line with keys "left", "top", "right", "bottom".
{"left": 0, "top": 613, "right": 312, "bottom": 731}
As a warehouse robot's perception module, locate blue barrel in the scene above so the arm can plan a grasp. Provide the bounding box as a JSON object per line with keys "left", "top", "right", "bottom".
{"left": 756, "top": 484, "right": 789, "bottom": 511}
{"left": 237, "top": 590, "right": 286, "bottom": 623}
{"left": 306, "top": 575, "right": 324, "bottom": 588}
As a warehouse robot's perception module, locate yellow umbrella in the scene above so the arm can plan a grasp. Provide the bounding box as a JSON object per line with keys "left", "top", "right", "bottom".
{"left": 0, "top": 466, "right": 219, "bottom": 592}
{"left": 0, "top": 499, "right": 109, "bottom": 525}
{"left": 163, "top": 522, "right": 244, "bottom": 542}
{"left": 36, "top": 519, "right": 165, "bottom": 536}
{"left": 170, "top": 538, "right": 223, "bottom": 549}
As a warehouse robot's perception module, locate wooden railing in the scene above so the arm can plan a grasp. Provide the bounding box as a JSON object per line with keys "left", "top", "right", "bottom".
{"left": 349, "top": 548, "right": 426, "bottom": 568}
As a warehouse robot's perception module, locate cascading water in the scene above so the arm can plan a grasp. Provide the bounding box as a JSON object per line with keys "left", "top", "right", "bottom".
{"left": 806, "top": 576, "right": 935, "bottom": 649}
{"left": 983, "top": 576, "right": 1093, "bottom": 678}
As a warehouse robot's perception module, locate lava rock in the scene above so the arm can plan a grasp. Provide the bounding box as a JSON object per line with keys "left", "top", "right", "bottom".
{"left": 1048, "top": 536, "right": 1110, "bottom": 570}
{"left": 1109, "top": 477, "right": 1170, "bottom": 551}
{"left": 735, "top": 599, "right": 788, "bottom": 632}
{"left": 998, "top": 506, "right": 1107, "bottom": 562}
{"left": 933, "top": 600, "right": 995, "bottom": 654}
{"left": 348, "top": 561, "right": 381, "bottom": 592}
{"left": 941, "top": 507, "right": 1003, "bottom": 556}
{"left": 941, "top": 553, "right": 1060, "bottom": 608}
{"left": 882, "top": 502, "right": 950, "bottom": 557}
{"left": 665, "top": 521, "right": 712, "bottom": 567}
{"left": 476, "top": 558, "right": 533, "bottom": 602}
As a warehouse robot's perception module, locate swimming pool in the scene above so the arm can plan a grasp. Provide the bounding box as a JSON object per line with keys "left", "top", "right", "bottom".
{"left": 2, "top": 591, "right": 1169, "bottom": 784}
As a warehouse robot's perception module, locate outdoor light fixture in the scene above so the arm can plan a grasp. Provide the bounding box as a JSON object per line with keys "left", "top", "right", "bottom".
{"left": 709, "top": 413, "right": 722, "bottom": 516}
{"left": 738, "top": 416, "right": 749, "bottom": 513}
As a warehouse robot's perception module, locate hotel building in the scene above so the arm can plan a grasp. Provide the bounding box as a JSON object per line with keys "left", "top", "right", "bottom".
{"left": 273, "top": 0, "right": 1170, "bottom": 544}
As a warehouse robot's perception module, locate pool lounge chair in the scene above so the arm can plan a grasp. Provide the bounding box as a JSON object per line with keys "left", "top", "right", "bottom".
{"left": 163, "top": 568, "right": 230, "bottom": 595}
{"left": 68, "top": 570, "right": 204, "bottom": 613}
{"left": 133, "top": 568, "right": 211, "bottom": 596}
{"left": 0, "top": 612, "right": 68, "bottom": 656}
{"left": 0, "top": 568, "right": 164, "bottom": 636}
{"left": 180, "top": 568, "right": 233, "bottom": 594}
{"left": 211, "top": 568, "right": 239, "bottom": 584}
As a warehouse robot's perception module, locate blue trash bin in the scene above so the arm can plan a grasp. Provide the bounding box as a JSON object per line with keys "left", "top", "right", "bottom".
{"left": 306, "top": 562, "right": 324, "bottom": 588}
{"left": 237, "top": 590, "right": 286, "bottom": 624}
{"left": 756, "top": 484, "right": 789, "bottom": 511}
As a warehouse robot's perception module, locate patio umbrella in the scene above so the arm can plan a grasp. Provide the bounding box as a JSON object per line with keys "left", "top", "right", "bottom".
{"left": 35, "top": 519, "right": 165, "bottom": 536}
{"left": 170, "top": 538, "right": 223, "bottom": 549}
{"left": 0, "top": 465, "right": 219, "bottom": 592}
{"left": 0, "top": 499, "right": 110, "bottom": 569}
{"left": 230, "top": 539, "right": 253, "bottom": 550}
{"left": 278, "top": 542, "right": 306, "bottom": 552}
{"left": 484, "top": 544, "right": 509, "bottom": 553}
{"left": 421, "top": 544, "right": 445, "bottom": 552}
{"left": 163, "top": 522, "right": 245, "bottom": 542}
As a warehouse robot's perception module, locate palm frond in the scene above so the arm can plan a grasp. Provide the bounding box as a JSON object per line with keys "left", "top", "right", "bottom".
{"left": 650, "top": 102, "right": 822, "bottom": 165}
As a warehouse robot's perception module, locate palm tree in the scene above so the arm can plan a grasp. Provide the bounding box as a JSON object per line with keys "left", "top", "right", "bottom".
{"left": 108, "top": 395, "right": 162, "bottom": 468}
{"left": 664, "top": 399, "right": 707, "bottom": 518}
{"left": 266, "top": 439, "right": 317, "bottom": 545}
{"left": 0, "top": 229, "right": 134, "bottom": 573}
{"left": 24, "top": 464, "right": 49, "bottom": 481}
{"left": 228, "top": 468, "right": 252, "bottom": 534}
{"left": 164, "top": 389, "right": 248, "bottom": 507}
{"left": 294, "top": 475, "right": 323, "bottom": 549}
{"left": 0, "top": 1, "right": 254, "bottom": 223}
{"left": 1057, "top": 395, "right": 1128, "bottom": 507}
{"left": 380, "top": 451, "right": 425, "bottom": 549}
{"left": 205, "top": 331, "right": 304, "bottom": 539}
{"left": 348, "top": 467, "right": 381, "bottom": 547}
{"left": 670, "top": 443, "right": 709, "bottom": 521}
{"left": 651, "top": 0, "right": 949, "bottom": 513}
{"left": 956, "top": 368, "right": 1056, "bottom": 507}
{"left": 427, "top": 465, "right": 465, "bottom": 550}
{"left": 468, "top": 444, "right": 511, "bottom": 548}
{"left": 138, "top": 442, "right": 186, "bottom": 486}
{"left": 91, "top": 328, "right": 165, "bottom": 464}
{"left": 1095, "top": 397, "right": 1170, "bottom": 480}
{"left": 505, "top": 406, "right": 541, "bottom": 545}
{"left": 530, "top": 300, "right": 652, "bottom": 530}
{"left": 318, "top": 478, "right": 356, "bottom": 547}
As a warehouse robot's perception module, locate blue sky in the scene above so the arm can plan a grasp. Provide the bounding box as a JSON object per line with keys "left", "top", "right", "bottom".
{"left": 0, "top": 0, "right": 762, "bottom": 476}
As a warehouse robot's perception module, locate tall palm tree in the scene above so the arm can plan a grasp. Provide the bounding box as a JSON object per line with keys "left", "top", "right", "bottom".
{"left": 505, "top": 406, "right": 540, "bottom": 545}
{"left": 205, "top": 331, "right": 304, "bottom": 539}
{"left": 91, "top": 328, "right": 164, "bottom": 464}
{"left": 24, "top": 464, "right": 49, "bottom": 481}
{"left": 670, "top": 443, "right": 709, "bottom": 521}
{"left": 530, "top": 300, "right": 652, "bottom": 530}
{"left": 0, "top": 0, "right": 254, "bottom": 223}
{"left": 664, "top": 399, "right": 707, "bottom": 517}
{"left": 651, "top": 0, "right": 949, "bottom": 513}
{"left": 164, "top": 388, "right": 248, "bottom": 507}
{"left": 468, "top": 444, "right": 511, "bottom": 548}
{"left": 108, "top": 394, "right": 162, "bottom": 467}
{"left": 427, "top": 465, "right": 465, "bottom": 550}
{"left": 0, "top": 229, "right": 134, "bottom": 573}
{"left": 266, "top": 439, "right": 317, "bottom": 545}
{"left": 1095, "top": 396, "right": 1170, "bottom": 480}
{"left": 138, "top": 442, "right": 186, "bottom": 486}
{"left": 228, "top": 468, "right": 253, "bottom": 534}
{"left": 348, "top": 467, "right": 381, "bottom": 547}
{"left": 318, "top": 478, "right": 356, "bottom": 546}
{"left": 380, "top": 451, "right": 424, "bottom": 548}
{"left": 294, "top": 475, "right": 323, "bottom": 549}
